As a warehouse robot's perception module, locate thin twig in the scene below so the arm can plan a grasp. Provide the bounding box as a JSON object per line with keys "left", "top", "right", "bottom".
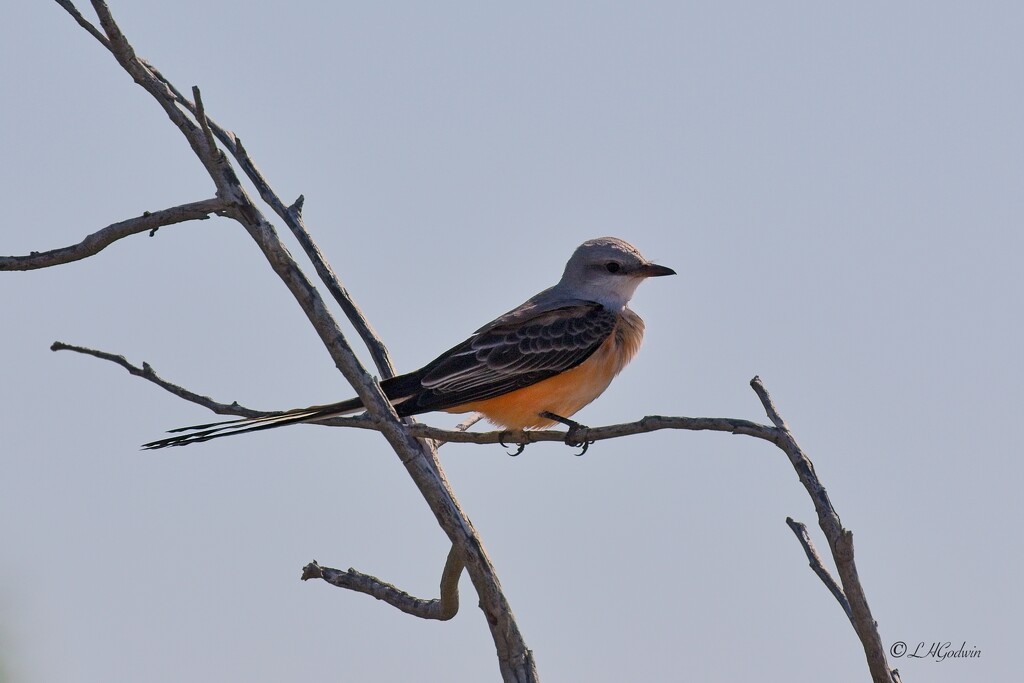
{"left": 191, "top": 86, "right": 227, "bottom": 195}
{"left": 0, "top": 198, "right": 229, "bottom": 270}
{"left": 50, "top": 342, "right": 266, "bottom": 418}
{"left": 749, "top": 374, "right": 787, "bottom": 430}
{"left": 54, "top": 0, "right": 111, "bottom": 49}
{"left": 455, "top": 413, "right": 484, "bottom": 432}
{"left": 785, "top": 517, "right": 852, "bottom": 622}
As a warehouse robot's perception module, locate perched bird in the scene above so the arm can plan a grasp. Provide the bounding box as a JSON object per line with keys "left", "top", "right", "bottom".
{"left": 143, "top": 237, "right": 674, "bottom": 450}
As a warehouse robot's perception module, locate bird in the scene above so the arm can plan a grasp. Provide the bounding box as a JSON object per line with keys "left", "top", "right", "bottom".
{"left": 142, "top": 237, "right": 674, "bottom": 451}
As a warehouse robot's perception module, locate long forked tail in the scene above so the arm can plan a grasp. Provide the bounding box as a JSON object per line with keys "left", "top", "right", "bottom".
{"left": 142, "top": 397, "right": 365, "bottom": 450}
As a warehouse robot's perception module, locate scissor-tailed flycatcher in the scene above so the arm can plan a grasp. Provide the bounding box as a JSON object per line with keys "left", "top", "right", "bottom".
{"left": 143, "top": 237, "right": 674, "bottom": 449}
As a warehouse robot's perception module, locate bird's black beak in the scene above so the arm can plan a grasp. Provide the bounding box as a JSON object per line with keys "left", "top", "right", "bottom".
{"left": 638, "top": 263, "right": 676, "bottom": 277}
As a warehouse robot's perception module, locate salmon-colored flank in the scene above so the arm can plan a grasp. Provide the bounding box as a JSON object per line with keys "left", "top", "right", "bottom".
{"left": 447, "top": 309, "right": 645, "bottom": 429}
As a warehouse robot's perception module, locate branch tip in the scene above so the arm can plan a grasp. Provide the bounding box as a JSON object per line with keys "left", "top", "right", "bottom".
{"left": 51, "top": 340, "right": 264, "bottom": 419}
{"left": 301, "top": 561, "right": 323, "bottom": 581}
{"left": 749, "top": 375, "right": 787, "bottom": 430}
{"left": 191, "top": 85, "right": 219, "bottom": 159}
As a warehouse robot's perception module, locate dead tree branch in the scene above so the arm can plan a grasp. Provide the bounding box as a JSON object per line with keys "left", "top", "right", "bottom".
{"left": 750, "top": 377, "right": 895, "bottom": 683}
{"left": 50, "top": 342, "right": 267, "bottom": 419}
{"left": 786, "top": 517, "right": 852, "bottom": 622}
{"left": 0, "top": 198, "right": 229, "bottom": 270}
{"left": 302, "top": 545, "right": 463, "bottom": 621}
{"left": 53, "top": 0, "right": 109, "bottom": 48}
{"left": 33, "top": 3, "right": 539, "bottom": 681}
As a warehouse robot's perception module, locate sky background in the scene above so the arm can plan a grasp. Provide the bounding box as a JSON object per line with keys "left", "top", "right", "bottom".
{"left": 2, "top": 2, "right": 1021, "bottom": 682}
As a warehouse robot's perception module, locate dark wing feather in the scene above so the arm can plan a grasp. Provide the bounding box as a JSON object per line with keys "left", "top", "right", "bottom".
{"left": 396, "top": 303, "right": 615, "bottom": 415}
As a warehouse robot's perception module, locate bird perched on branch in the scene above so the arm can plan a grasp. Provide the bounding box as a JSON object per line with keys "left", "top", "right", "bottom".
{"left": 143, "top": 237, "right": 674, "bottom": 451}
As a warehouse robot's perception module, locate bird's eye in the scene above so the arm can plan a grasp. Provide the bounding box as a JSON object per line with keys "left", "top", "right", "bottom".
{"left": 605, "top": 262, "right": 621, "bottom": 273}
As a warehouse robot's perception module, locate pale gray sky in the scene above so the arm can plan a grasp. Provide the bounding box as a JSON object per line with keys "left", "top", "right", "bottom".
{"left": 2, "top": 2, "right": 1021, "bottom": 682}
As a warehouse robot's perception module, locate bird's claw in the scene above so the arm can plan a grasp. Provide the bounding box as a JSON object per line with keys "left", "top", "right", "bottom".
{"left": 540, "top": 411, "right": 595, "bottom": 456}
{"left": 499, "top": 432, "right": 527, "bottom": 457}
{"left": 568, "top": 438, "right": 593, "bottom": 456}
{"left": 564, "top": 427, "right": 594, "bottom": 456}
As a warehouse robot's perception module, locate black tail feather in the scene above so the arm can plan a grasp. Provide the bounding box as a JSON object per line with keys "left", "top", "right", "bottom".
{"left": 142, "top": 397, "right": 364, "bottom": 450}
{"left": 165, "top": 416, "right": 253, "bottom": 433}
{"left": 143, "top": 369, "right": 428, "bottom": 449}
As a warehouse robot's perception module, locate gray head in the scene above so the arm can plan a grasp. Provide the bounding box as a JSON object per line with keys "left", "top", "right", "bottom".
{"left": 554, "top": 237, "right": 675, "bottom": 309}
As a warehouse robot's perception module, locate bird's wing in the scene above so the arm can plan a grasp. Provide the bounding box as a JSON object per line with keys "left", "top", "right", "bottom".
{"left": 397, "top": 302, "right": 616, "bottom": 414}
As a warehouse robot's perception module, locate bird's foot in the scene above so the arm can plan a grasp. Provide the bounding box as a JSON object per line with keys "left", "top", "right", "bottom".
{"left": 499, "top": 432, "right": 527, "bottom": 457}
{"left": 540, "top": 412, "right": 594, "bottom": 456}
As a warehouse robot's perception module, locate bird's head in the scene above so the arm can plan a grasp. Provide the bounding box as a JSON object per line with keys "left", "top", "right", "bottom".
{"left": 556, "top": 237, "right": 675, "bottom": 309}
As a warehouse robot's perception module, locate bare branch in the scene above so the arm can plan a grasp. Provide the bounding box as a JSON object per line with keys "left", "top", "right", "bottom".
{"left": 454, "top": 413, "right": 484, "bottom": 432}
{"left": 0, "top": 198, "right": 229, "bottom": 271}
{"left": 278, "top": 190, "right": 398, "bottom": 378}
{"left": 226, "top": 129, "right": 396, "bottom": 377}
{"left": 302, "top": 545, "right": 463, "bottom": 621}
{"left": 191, "top": 86, "right": 229, "bottom": 195}
{"left": 142, "top": 62, "right": 396, "bottom": 378}
{"left": 192, "top": 86, "right": 217, "bottom": 153}
{"left": 44, "top": 338, "right": 781, "bottom": 450}
{"left": 785, "top": 517, "right": 852, "bottom": 622}
{"left": 50, "top": 341, "right": 265, "bottom": 418}
{"left": 753, "top": 378, "right": 896, "bottom": 683}
{"left": 54, "top": 0, "right": 110, "bottom": 49}
{"left": 87, "top": 1, "right": 226, "bottom": 184}
{"left": 750, "top": 374, "right": 787, "bottom": 430}
{"left": 141, "top": 59, "right": 235, "bottom": 152}
{"left": 408, "top": 415, "right": 778, "bottom": 447}
{"left": 56, "top": 8, "right": 536, "bottom": 677}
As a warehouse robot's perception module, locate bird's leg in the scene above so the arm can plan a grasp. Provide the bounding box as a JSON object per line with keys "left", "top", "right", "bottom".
{"left": 539, "top": 411, "right": 594, "bottom": 456}
{"left": 498, "top": 432, "right": 527, "bottom": 457}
